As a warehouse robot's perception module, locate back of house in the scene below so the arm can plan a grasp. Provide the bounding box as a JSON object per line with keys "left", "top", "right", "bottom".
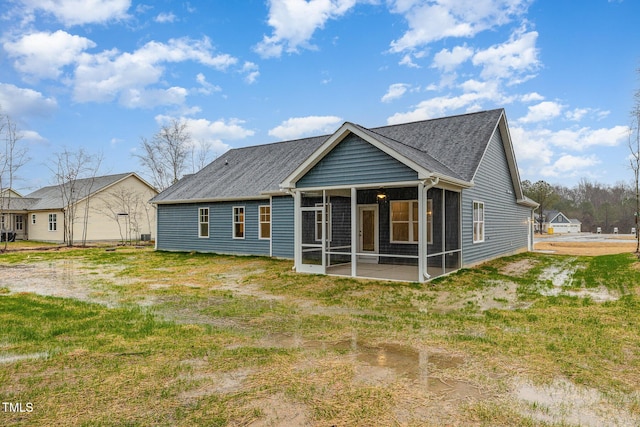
{"left": 152, "top": 109, "right": 538, "bottom": 282}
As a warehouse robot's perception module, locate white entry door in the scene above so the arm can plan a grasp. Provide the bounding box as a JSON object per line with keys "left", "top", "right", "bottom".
{"left": 358, "top": 205, "right": 378, "bottom": 262}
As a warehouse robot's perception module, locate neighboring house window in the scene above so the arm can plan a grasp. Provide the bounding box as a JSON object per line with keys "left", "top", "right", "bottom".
{"left": 315, "top": 203, "right": 332, "bottom": 242}
{"left": 48, "top": 213, "right": 57, "bottom": 232}
{"left": 259, "top": 205, "right": 271, "bottom": 239}
{"left": 390, "top": 200, "right": 419, "bottom": 243}
{"left": 198, "top": 208, "right": 209, "bottom": 238}
{"left": 32, "top": 214, "right": 36, "bottom": 224}
{"left": 233, "top": 207, "right": 245, "bottom": 239}
{"left": 15, "top": 215, "right": 23, "bottom": 231}
{"left": 473, "top": 201, "right": 484, "bottom": 243}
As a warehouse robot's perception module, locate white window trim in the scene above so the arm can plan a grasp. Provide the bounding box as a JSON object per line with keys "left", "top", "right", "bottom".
{"left": 233, "top": 206, "right": 245, "bottom": 239}
{"left": 48, "top": 213, "right": 57, "bottom": 232}
{"left": 198, "top": 207, "right": 209, "bottom": 238}
{"left": 390, "top": 200, "right": 419, "bottom": 244}
{"left": 259, "top": 205, "right": 271, "bottom": 240}
{"left": 473, "top": 201, "right": 485, "bottom": 243}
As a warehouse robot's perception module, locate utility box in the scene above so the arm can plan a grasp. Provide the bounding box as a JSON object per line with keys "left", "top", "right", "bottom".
{"left": 613, "top": 227, "right": 618, "bottom": 234}
{"left": 547, "top": 227, "right": 554, "bottom": 235}
{"left": 596, "top": 227, "right": 602, "bottom": 234}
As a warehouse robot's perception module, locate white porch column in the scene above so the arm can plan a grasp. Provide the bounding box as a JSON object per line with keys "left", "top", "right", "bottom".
{"left": 417, "top": 181, "right": 426, "bottom": 282}
{"left": 293, "top": 189, "right": 301, "bottom": 272}
{"left": 351, "top": 187, "right": 357, "bottom": 278}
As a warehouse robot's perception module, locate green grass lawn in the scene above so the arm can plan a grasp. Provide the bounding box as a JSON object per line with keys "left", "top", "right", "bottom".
{"left": 1, "top": 248, "right": 639, "bottom": 426}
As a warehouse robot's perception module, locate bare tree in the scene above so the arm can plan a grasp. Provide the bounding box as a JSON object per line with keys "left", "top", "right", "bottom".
{"left": 0, "top": 110, "right": 29, "bottom": 251}
{"left": 190, "top": 139, "right": 215, "bottom": 173}
{"left": 135, "top": 119, "right": 191, "bottom": 191}
{"left": 52, "top": 148, "right": 101, "bottom": 246}
{"left": 630, "top": 78, "right": 640, "bottom": 253}
{"left": 95, "top": 186, "right": 148, "bottom": 245}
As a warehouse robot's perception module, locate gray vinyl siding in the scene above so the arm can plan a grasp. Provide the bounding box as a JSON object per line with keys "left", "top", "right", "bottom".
{"left": 156, "top": 201, "right": 270, "bottom": 256}
{"left": 271, "top": 195, "right": 294, "bottom": 258}
{"left": 297, "top": 134, "right": 418, "bottom": 188}
{"left": 461, "top": 130, "right": 532, "bottom": 266}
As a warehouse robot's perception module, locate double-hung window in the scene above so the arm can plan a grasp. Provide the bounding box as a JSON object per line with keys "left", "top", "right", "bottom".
{"left": 233, "top": 207, "right": 245, "bottom": 239}
{"left": 390, "top": 200, "right": 433, "bottom": 244}
{"left": 259, "top": 206, "right": 271, "bottom": 239}
{"left": 390, "top": 201, "right": 418, "bottom": 243}
{"left": 198, "top": 207, "right": 209, "bottom": 238}
{"left": 48, "top": 213, "right": 57, "bottom": 232}
{"left": 473, "top": 201, "right": 485, "bottom": 243}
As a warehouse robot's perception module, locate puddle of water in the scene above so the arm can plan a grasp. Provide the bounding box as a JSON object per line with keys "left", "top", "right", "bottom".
{"left": 258, "top": 333, "right": 480, "bottom": 400}
{"left": 0, "top": 352, "right": 49, "bottom": 364}
{"left": 515, "top": 377, "right": 640, "bottom": 427}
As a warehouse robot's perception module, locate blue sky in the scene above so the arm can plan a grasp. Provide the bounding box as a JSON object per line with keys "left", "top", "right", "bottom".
{"left": 1, "top": 0, "right": 638, "bottom": 193}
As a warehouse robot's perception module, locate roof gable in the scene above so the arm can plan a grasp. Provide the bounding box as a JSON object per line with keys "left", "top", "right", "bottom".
{"left": 25, "top": 173, "right": 152, "bottom": 210}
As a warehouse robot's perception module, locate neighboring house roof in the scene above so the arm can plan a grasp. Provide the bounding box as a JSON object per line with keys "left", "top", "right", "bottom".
{"left": 570, "top": 218, "right": 582, "bottom": 224}
{"left": 152, "top": 109, "right": 536, "bottom": 206}
{"left": 0, "top": 173, "right": 155, "bottom": 212}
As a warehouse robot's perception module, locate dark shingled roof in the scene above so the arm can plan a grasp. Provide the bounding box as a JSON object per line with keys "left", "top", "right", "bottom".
{"left": 152, "top": 109, "right": 505, "bottom": 203}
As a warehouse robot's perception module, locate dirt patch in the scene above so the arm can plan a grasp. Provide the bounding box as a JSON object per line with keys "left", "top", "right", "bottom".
{"left": 248, "top": 393, "right": 311, "bottom": 426}
{"left": 499, "top": 258, "right": 539, "bottom": 276}
{"left": 535, "top": 241, "right": 638, "bottom": 256}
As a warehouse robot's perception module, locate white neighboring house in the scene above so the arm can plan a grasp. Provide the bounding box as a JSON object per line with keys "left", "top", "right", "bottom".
{"left": 540, "top": 210, "right": 581, "bottom": 234}
{"left": 0, "top": 173, "right": 157, "bottom": 243}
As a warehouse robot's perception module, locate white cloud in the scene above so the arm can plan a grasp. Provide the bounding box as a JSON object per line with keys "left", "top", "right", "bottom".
{"left": 521, "top": 92, "right": 544, "bottom": 103}
{"left": 389, "top": 0, "right": 531, "bottom": 53}
{"left": 518, "top": 101, "right": 564, "bottom": 123}
{"left": 431, "top": 45, "right": 474, "bottom": 72}
{"left": 254, "top": 0, "right": 357, "bottom": 58}
{"left": 381, "top": 83, "right": 410, "bottom": 103}
{"left": 119, "top": 87, "right": 188, "bottom": 109}
{"left": 155, "top": 12, "right": 177, "bottom": 23}
{"left": 510, "top": 126, "right": 554, "bottom": 165}
{"left": 73, "top": 37, "right": 238, "bottom": 106}
{"left": 539, "top": 154, "right": 601, "bottom": 178}
{"left": 0, "top": 83, "right": 58, "bottom": 117}
{"left": 269, "top": 115, "right": 342, "bottom": 139}
{"left": 21, "top": 0, "right": 131, "bottom": 26}
{"left": 472, "top": 29, "right": 540, "bottom": 83}
{"left": 155, "top": 115, "right": 255, "bottom": 153}
{"left": 242, "top": 62, "right": 260, "bottom": 84}
{"left": 195, "top": 73, "right": 221, "bottom": 95}
{"left": 3, "top": 30, "right": 95, "bottom": 80}
{"left": 387, "top": 79, "right": 505, "bottom": 124}
{"left": 549, "top": 126, "right": 629, "bottom": 151}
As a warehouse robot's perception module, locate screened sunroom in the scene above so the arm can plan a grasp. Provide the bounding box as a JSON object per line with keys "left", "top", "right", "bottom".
{"left": 294, "top": 183, "right": 462, "bottom": 282}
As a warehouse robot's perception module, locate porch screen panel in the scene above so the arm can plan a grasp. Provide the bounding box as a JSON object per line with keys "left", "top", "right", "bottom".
{"left": 445, "top": 190, "right": 460, "bottom": 252}
{"left": 326, "top": 194, "right": 351, "bottom": 268}
{"left": 427, "top": 188, "right": 443, "bottom": 254}
{"left": 301, "top": 192, "right": 323, "bottom": 266}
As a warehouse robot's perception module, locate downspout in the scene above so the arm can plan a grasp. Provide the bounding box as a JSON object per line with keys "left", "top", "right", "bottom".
{"left": 421, "top": 176, "right": 439, "bottom": 280}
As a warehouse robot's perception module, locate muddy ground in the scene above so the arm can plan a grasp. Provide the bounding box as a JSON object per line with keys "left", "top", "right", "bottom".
{"left": 535, "top": 234, "right": 639, "bottom": 256}
{"left": 1, "top": 249, "right": 639, "bottom": 426}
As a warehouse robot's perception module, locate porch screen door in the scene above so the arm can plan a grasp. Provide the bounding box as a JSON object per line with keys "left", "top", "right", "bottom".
{"left": 300, "top": 206, "right": 324, "bottom": 274}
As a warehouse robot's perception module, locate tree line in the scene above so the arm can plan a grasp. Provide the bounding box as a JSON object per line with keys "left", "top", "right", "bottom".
{"left": 523, "top": 179, "right": 638, "bottom": 234}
